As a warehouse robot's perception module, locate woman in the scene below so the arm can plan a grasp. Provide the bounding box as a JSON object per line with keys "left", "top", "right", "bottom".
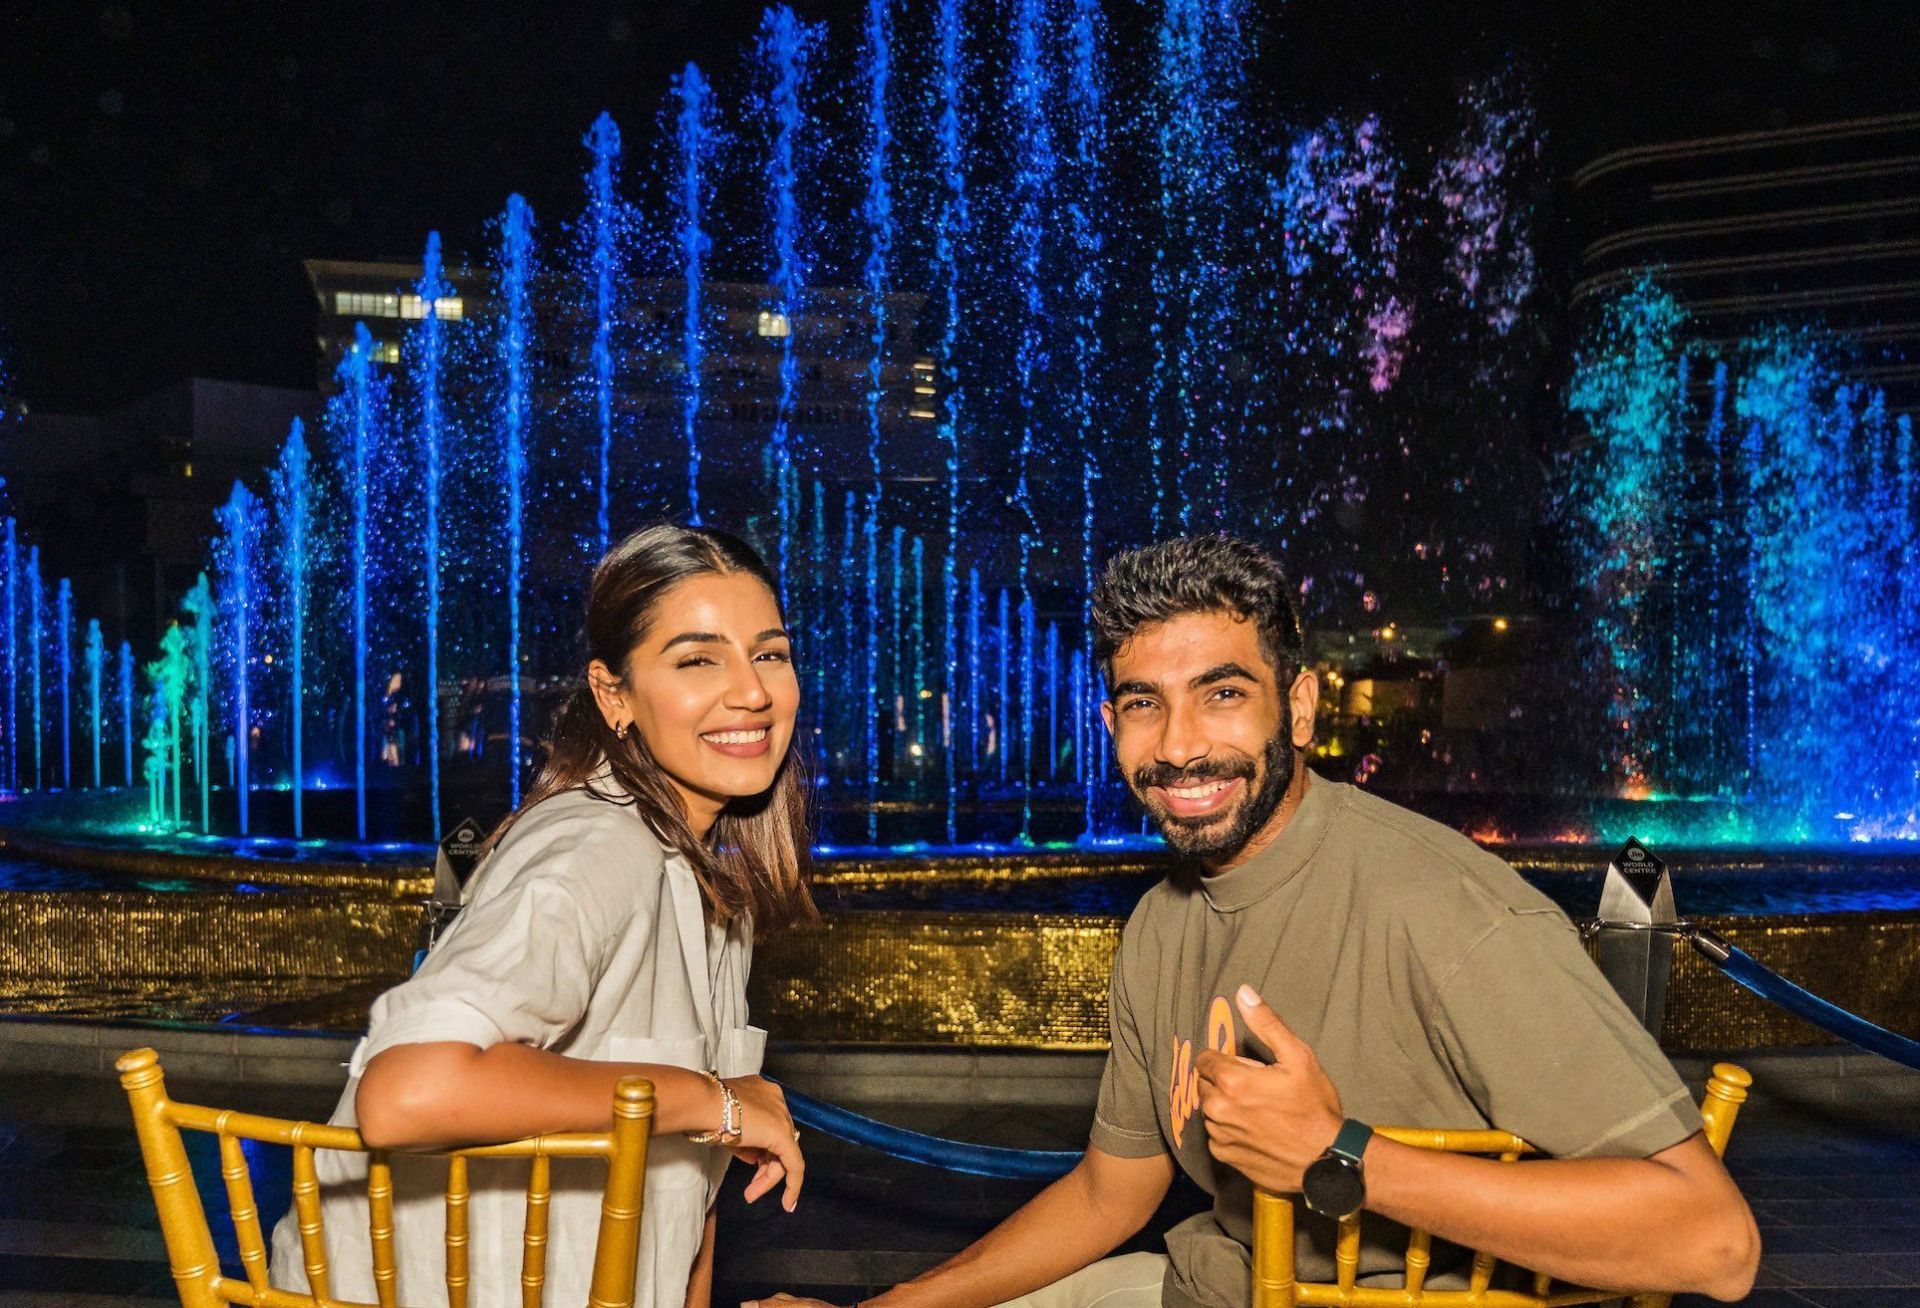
{"left": 269, "top": 524, "right": 817, "bottom": 1308}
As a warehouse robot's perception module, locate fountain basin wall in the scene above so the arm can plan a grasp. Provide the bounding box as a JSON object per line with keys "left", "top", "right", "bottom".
{"left": 3, "top": 839, "right": 1916, "bottom": 1053}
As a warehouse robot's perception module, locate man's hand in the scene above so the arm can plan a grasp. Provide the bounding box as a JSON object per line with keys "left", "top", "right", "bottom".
{"left": 741, "top": 1296, "right": 837, "bottom": 1308}
{"left": 1195, "top": 985, "right": 1345, "bottom": 1192}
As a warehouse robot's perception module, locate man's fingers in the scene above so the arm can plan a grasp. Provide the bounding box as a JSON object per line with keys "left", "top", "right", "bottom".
{"left": 1236, "top": 984, "right": 1304, "bottom": 1057}
{"left": 1197, "top": 1050, "right": 1266, "bottom": 1085}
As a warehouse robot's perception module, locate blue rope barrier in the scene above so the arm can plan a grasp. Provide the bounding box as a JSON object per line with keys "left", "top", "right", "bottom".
{"left": 1691, "top": 928, "right": 1920, "bottom": 1072}
{"left": 774, "top": 1082, "right": 1080, "bottom": 1180}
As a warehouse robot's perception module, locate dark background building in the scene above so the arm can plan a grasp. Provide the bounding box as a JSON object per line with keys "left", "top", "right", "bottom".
{"left": 0, "top": 379, "right": 318, "bottom": 642}
{"left": 1572, "top": 109, "right": 1920, "bottom": 415}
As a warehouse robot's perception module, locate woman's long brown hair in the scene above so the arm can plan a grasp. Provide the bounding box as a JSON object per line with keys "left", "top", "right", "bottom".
{"left": 493, "top": 524, "right": 817, "bottom": 935}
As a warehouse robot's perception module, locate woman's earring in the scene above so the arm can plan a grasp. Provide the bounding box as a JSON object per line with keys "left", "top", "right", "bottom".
{"left": 615, "top": 722, "right": 629, "bottom": 741}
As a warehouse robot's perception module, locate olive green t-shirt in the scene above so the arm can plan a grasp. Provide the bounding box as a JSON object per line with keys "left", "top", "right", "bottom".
{"left": 1088, "top": 774, "right": 1701, "bottom": 1308}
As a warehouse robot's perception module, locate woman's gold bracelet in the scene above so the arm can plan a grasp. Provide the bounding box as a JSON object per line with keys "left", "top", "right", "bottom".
{"left": 685, "top": 1069, "right": 743, "bottom": 1146}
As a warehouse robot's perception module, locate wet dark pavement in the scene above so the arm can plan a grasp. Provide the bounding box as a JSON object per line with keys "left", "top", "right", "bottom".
{"left": 0, "top": 1056, "right": 1915, "bottom": 1308}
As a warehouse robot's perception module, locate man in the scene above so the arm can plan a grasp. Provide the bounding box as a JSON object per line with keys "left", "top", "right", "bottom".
{"left": 758, "top": 536, "right": 1758, "bottom": 1308}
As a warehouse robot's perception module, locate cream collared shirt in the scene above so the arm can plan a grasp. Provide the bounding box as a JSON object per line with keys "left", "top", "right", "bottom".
{"left": 268, "top": 779, "right": 762, "bottom": 1308}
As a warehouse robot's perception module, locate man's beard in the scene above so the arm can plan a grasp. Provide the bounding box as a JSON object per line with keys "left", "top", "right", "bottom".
{"left": 1130, "top": 716, "right": 1295, "bottom": 862}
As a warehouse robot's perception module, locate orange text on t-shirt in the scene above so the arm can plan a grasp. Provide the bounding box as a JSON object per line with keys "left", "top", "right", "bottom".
{"left": 1170, "top": 994, "right": 1238, "bottom": 1149}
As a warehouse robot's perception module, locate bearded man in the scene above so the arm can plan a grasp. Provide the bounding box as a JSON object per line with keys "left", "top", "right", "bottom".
{"left": 756, "top": 535, "right": 1757, "bottom": 1308}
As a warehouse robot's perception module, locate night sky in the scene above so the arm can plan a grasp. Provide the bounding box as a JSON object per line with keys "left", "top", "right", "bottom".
{"left": 0, "top": 0, "right": 1909, "bottom": 413}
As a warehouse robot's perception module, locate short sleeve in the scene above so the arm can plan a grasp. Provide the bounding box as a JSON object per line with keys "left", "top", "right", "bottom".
{"left": 357, "top": 833, "right": 644, "bottom": 1067}
{"left": 1426, "top": 912, "right": 1702, "bottom": 1159}
{"left": 1089, "top": 940, "right": 1167, "bottom": 1159}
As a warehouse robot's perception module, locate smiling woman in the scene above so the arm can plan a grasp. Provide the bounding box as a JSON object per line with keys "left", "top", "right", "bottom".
{"left": 265, "top": 523, "right": 818, "bottom": 1308}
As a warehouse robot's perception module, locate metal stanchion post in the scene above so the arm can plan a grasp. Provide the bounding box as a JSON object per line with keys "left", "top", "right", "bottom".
{"left": 415, "top": 814, "right": 488, "bottom": 971}
{"left": 1590, "top": 837, "right": 1677, "bottom": 1038}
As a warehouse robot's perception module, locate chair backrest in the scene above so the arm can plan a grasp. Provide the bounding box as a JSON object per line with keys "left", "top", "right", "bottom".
{"left": 116, "top": 1047, "right": 654, "bottom": 1308}
{"left": 1251, "top": 1062, "right": 1752, "bottom": 1308}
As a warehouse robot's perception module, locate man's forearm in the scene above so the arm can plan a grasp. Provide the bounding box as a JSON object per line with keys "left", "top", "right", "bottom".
{"left": 1362, "top": 1135, "right": 1758, "bottom": 1300}
{"left": 870, "top": 1162, "right": 1148, "bottom": 1308}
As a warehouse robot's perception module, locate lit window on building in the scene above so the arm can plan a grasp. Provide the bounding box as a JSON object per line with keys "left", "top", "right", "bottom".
{"left": 400, "top": 294, "right": 466, "bottom": 321}
{"left": 757, "top": 310, "right": 792, "bottom": 338}
{"left": 373, "top": 339, "right": 402, "bottom": 365}
{"left": 334, "top": 291, "right": 402, "bottom": 319}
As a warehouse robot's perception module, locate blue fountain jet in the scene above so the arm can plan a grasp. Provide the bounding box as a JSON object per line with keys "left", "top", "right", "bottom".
{"left": 1065, "top": 0, "right": 1109, "bottom": 838}
{"left": 85, "top": 618, "right": 103, "bottom": 788}
{"left": 216, "top": 481, "right": 261, "bottom": 836}
{"left": 119, "top": 639, "right": 133, "bottom": 787}
{"left": 674, "top": 64, "right": 714, "bottom": 523}
{"left": 584, "top": 115, "right": 622, "bottom": 559}
{"left": 28, "top": 546, "right": 42, "bottom": 790}
{"left": 860, "top": 0, "right": 895, "bottom": 842}
{"left": 1010, "top": 0, "right": 1054, "bottom": 844}
{"left": 414, "top": 240, "right": 450, "bottom": 840}
{"left": 760, "top": 5, "right": 816, "bottom": 600}
{"left": 499, "top": 195, "right": 535, "bottom": 808}
{"left": 56, "top": 578, "right": 71, "bottom": 788}
{"left": 182, "top": 573, "right": 213, "bottom": 832}
{"left": 931, "top": 0, "right": 971, "bottom": 844}
{"left": 336, "top": 323, "right": 380, "bottom": 837}
{"left": 272, "top": 421, "right": 311, "bottom": 839}
{"left": 2, "top": 517, "right": 14, "bottom": 790}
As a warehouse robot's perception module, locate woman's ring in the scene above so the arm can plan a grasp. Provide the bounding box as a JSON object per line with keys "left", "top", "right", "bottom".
{"left": 791, "top": 1128, "right": 801, "bottom": 1142}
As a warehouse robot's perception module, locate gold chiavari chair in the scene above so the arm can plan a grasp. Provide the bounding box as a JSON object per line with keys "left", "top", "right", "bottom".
{"left": 117, "top": 1047, "right": 654, "bottom": 1308}
{"left": 1251, "top": 1062, "right": 1752, "bottom": 1308}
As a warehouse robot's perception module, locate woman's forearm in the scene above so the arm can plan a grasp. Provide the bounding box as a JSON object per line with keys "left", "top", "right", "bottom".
{"left": 355, "top": 1040, "right": 724, "bottom": 1149}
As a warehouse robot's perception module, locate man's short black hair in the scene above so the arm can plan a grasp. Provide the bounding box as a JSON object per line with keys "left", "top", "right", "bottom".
{"left": 1091, "top": 535, "right": 1306, "bottom": 692}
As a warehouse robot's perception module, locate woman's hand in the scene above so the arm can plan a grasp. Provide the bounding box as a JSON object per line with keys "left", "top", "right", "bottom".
{"left": 723, "top": 1075, "right": 806, "bottom": 1211}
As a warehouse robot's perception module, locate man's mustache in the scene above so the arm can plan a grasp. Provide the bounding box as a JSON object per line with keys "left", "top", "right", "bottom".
{"left": 1132, "top": 756, "right": 1257, "bottom": 792}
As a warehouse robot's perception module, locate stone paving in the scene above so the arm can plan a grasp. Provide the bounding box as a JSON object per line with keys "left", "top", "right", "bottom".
{"left": 0, "top": 1054, "right": 1915, "bottom": 1308}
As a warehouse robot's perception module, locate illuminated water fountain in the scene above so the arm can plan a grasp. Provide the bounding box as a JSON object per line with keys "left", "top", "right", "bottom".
{"left": 2, "top": 3, "right": 1913, "bottom": 857}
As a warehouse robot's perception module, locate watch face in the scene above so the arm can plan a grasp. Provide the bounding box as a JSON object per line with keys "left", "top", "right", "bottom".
{"left": 1302, "top": 1156, "right": 1366, "bottom": 1220}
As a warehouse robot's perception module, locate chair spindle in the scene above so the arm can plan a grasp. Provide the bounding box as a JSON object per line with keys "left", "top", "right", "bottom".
{"left": 215, "top": 1124, "right": 270, "bottom": 1292}
{"left": 290, "top": 1135, "right": 332, "bottom": 1303}
{"left": 1403, "top": 1226, "right": 1432, "bottom": 1295}
{"left": 1333, "top": 1215, "right": 1361, "bottom": 1292}
{"left": 367, "top": 1154, "right": 398, "bottom": 1308}
{"left": 522, "top": 1152, "right": 553, "bottom": 1308}
{"left": 446, "top": 1154, "right": 472, "bottom": 1308}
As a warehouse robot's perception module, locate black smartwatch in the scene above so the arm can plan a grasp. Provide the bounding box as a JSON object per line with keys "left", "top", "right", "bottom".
{"left": 1301, "top": 1118, "right": 1373, "bottom": 1221}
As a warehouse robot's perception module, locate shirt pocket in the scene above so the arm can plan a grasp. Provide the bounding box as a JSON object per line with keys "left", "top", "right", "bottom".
{"left": 610, "top": 1034, "right": 713, "bottom": 1194}
{"left": 716, "top": 1024, "right": 768, "bottom": 1080}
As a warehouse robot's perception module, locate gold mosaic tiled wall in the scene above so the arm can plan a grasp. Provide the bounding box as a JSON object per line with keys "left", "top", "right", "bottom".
{"left": 751, "top": 910, "right": 1920, "bottom": 1052}
{"left": 3, "top": 882, "right": 1915, "bottom": 1052}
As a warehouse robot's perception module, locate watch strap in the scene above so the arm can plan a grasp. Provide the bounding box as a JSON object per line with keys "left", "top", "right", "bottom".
{"left": 1328, "top": 1118, "right": 1373, "bottom": 1167}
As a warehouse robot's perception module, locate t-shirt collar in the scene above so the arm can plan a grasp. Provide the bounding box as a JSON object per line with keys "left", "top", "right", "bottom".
{"left": 1195, "top": 770, "right": 1340, "bottom": 912}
